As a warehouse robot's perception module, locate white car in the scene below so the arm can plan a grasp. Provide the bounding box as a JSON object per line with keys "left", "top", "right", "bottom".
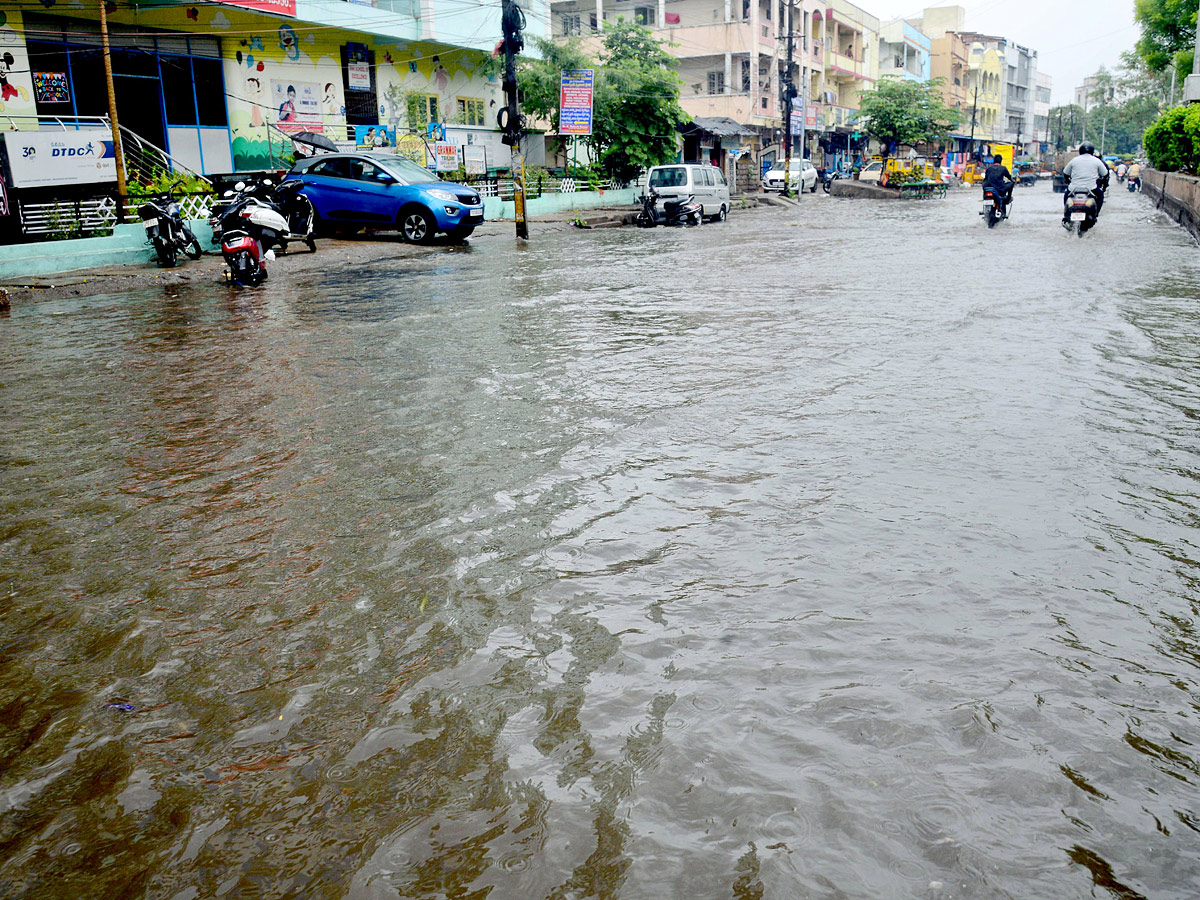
{"left": 762, "top": 158, "right": 818, "bottom": 193}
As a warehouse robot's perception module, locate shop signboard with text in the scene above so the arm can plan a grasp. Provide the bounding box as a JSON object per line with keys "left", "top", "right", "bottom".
{"left": 4, "top": 130, "right": 116, "bottom": 188}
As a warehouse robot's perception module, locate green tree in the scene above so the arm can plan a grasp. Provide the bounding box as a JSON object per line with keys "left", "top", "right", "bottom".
{"left": 518, "top": 38, "right": 596, "bottom": 133}
{"left": 519, "top": 20, "right": 690, "bottom": 185}
{"left": 1134, "top": 0, "right": 1196, "bottom": 74}
{"left": 856, "top": 76, "right": 960, "bottom": 174}
{"left": 592, "top": 19, "right": 690, "bottom": 183}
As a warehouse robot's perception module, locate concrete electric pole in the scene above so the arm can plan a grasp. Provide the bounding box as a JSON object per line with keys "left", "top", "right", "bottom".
{"left": 781, "top": 0, "right": 796, "bottom": 198}
{"left": 500, "top": 0, "right": 529, "bottom": 239}
{"left": 1187, "top": 1, "right": 1200, "bottom": 102}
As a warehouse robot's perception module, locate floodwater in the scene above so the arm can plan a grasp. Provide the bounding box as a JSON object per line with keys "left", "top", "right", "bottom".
{"left": 1, "top": 185, "right": 1199, "bottom": 900}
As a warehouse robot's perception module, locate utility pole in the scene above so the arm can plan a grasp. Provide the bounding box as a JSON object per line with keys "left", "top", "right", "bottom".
{"left": 98, "top": 0, "right": 127, "bottom": 222}
{"left": 1100, "top": 114, "right": 1107, "bottom": 156}
{"left": 500, "top": 0, "right": 528, "bottom": 240}
{"left": 781, "top": 0, "right": 796, "bottom": 198}
{"left": 968, "top": 84, "right": 978, "bottom": 158}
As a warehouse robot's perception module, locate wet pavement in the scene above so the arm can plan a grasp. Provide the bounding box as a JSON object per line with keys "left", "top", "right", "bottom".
{"left": 1, "top": 184, "right": 1198, "bottom": 900}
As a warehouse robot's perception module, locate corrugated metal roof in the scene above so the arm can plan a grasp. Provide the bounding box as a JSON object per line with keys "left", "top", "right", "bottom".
{"left": 681, "top": 116, "right": 757, "bottom": 137}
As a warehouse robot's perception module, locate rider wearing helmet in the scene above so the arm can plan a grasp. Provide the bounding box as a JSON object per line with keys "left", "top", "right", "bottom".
{"left": 1062, "top": 142, "right": 1110, "bottom": 228}
{"left": 982, "top": 153, "right": 1015, "bottom": 212}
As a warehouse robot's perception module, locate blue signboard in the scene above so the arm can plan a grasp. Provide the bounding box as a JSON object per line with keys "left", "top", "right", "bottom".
{"left": 559, "top": 69, "right": 594, "bottom": 136}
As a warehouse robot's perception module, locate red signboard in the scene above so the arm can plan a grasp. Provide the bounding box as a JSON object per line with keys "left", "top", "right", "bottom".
{"left": 214, "top": 0, "right": 297, "bottom": 17}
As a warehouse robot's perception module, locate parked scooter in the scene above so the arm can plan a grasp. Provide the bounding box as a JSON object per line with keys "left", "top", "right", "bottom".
{"left": 635, "top": 189, "right": 702, "bottom": 227}
{"left": 138, "top": 181, "right": 202, "bottom": 268}
{"left": 1064, "top": 189, "right": 1100, "bottom": 237}
{"left": 211, "top": 177, "right": 315, "bottom": 254}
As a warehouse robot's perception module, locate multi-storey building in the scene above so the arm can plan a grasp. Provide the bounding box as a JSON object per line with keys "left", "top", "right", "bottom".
{"left": 1033, "top": 72, "right": 1053, "bottom": 151}
{"left": 877, "top": 19, "right": 931, "bottom": 83}
{"left": 1074, "top": 75, "right": 1102, "bottom": 112}
{"left": 1002, "top": 40, "right": 1038, "bottom": 152}
{"left": 550, "top": 0, "right": 787, "bottom": 134}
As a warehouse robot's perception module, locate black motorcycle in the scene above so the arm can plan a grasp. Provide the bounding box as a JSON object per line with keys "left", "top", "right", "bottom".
{"left": 980, "top": 186, "right": 1010, "bottom": 228}
{"left": 635, "top": 189, "right": 702, "bottom": 227}
{"left": 821, "top": 169, "right": 850, "bottom": 193}
{"left": 1064, "top": 189, "right": 1100, "bottom": 236}
{"left": 138, "top": 181, "right": 202, "bottom": 268}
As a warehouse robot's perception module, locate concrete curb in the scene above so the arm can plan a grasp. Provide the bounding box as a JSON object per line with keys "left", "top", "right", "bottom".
{"left": 1142, "top": 168, "right": 1200, "bottom": 243}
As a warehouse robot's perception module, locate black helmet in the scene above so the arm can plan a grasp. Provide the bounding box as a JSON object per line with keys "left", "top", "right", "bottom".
{"left": 1079, "top": 142, "right": 1096, "bottom": 155}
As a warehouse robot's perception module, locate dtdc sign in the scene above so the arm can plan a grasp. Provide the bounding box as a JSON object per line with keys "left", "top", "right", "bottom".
{"left": 6, "top": 131, "right": 118, "bottom": 188}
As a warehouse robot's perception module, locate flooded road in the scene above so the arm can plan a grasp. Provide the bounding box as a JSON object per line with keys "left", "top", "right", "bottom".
{"left": 2, "top": 184, "right": 1199, "bottom": 900}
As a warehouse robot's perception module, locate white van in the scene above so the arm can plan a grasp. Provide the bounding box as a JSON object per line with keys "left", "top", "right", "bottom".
{"left": 644, "top": 163, "right": 731, "bottom": 222}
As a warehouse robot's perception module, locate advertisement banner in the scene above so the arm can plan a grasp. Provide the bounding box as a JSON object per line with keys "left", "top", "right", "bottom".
{"left": 434, "top": 142, "right": 461, "bottom": 172}
{"left": 806, "top": 104, "right": 819, "bottom": 128}
{"left": 33, "top": 73, "right": 69, "bottom": 104}
{"left": 354, "top": 124, "right": 395, "bottom": 150}
{"left": 559, "top": 69, "right": 594, "bottom": 136}
{"left": 347, "top": 63, "right": 371, "bottom": 91}
{"left": 395, "top": 134, "right": 428, "bottom": 166}
{"left": 463, "top": 145, "right": 486, "bottom": 175}
{"left": 5, "top": 130, "right": 117, "bottom": 188}
{"left": 212, "top": 0, "right": 296, "bottom": 16}
{"left": 271, "top": 80, "right": 320, "bottom": 132}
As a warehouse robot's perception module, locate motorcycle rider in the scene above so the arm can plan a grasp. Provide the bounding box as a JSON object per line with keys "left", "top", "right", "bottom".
{"left": 1062, "top": 142, "right": 1110, "bottom": 229}
{"left": 982, "top": 153, "right": 1015, "bottom": 216}
{"left": 1127, "top": 160, "right": 1142, "bottom": 192}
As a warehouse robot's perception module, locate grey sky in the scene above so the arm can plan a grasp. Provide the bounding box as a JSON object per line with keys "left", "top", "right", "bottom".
{"left": 866, "top": 1, "right": 1140, "bottom": 105}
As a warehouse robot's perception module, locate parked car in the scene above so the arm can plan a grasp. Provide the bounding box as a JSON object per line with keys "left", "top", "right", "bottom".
{"left": 284, "top": 152, "right": 484, "bottom": 243}
{"left": 644, "top": 163, "right": 731, "bottom": 222}
{"left": 858, "top": 160, "right": 884, "bottom": 184}
{"left": 761, "top": 158, "right": 818, "bottom": 193}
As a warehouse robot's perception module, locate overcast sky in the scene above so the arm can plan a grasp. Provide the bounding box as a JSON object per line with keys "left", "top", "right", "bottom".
{"left": 868, "top": 0, "right": 1140, "bottom": 105}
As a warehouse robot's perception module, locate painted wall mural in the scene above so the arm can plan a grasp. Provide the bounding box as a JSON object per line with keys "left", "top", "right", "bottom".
{"left": 0, "top": 11, "right": 37, "bottom": 122}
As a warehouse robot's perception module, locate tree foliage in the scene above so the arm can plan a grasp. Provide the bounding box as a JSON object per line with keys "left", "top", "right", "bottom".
{"left": 1144, "top": 104, "right": 1200, "bottom": 171}
{"left": 1134, "top": 0, "right": 1196, "bottom": 74}
{"left": 519, "top": 20, "right": 690, "bottom": 184}
{"left": 856, "top": 76, "right": 961, "bottom": 152}
{"left": 1048, "top": 58, "right": 1172, "bottom": 155}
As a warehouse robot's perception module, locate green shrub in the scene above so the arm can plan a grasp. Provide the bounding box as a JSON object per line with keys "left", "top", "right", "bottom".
{"left": 1144, "top": 105, "right": 1200, "bottom": 173}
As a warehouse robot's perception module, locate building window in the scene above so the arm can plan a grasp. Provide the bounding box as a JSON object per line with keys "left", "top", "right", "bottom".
{"left": 708, "top": 71, "right": 725, "bottom": 95}
{"left": 634, "top": 6, "right": 655, "bottom": 25}
{"left": 741, "top": 58, "right": 751, "bottom": 91}
{"left": 457, "top": 97, "right": 485, "bottom": 126}
{"left": 410, "top": 93, "right": 438, "bottom": 128}
{"left": 561, "top": 14, "right": 581, "bottom": 35}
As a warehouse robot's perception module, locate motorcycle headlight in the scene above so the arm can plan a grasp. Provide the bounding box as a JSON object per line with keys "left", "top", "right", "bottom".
{"left": 427, "top": 189, "right": 457, "bottom": 202}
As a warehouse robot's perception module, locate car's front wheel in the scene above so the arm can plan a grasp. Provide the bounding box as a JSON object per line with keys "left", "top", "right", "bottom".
{"left": 400, "top": 206, "right": 436, "bottom": 244}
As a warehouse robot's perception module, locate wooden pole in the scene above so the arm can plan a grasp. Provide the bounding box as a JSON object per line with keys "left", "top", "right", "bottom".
{"left": 98, "top": 0, "right": 128, "bottom": 220}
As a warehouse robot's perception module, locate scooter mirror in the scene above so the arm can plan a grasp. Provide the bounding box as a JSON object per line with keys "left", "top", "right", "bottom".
{"left": 235, "top": 181, "right": 246, "bottom": 191}
{"left": 263, "top": 179, "right": 273, "bottom": 187}
{"left": 224, "top": 190, "right": 234, "bottom": 197}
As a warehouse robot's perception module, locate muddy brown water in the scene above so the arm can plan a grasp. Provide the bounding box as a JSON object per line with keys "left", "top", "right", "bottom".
{"left": 1, "top": 187, "right": 1198, "bottom": 900}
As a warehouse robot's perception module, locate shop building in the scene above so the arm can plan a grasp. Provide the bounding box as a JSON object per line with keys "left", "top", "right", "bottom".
{"left": 0, "top": 0, "right": 538, "bottom": 176}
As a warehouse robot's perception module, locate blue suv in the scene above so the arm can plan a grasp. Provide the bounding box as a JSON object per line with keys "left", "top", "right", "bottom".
{"left": 285, "top": 152, "right": 484, "bottom": 243}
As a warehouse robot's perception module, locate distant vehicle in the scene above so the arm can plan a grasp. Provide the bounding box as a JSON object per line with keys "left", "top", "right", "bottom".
{"left": 762, "top": 158, "right": 818, "bottom": 193}
{"left": 645, "top": 163, "right": 730, "bottom": 222}
{"left": 858, "top": 160, "right": 884, "bottom": 184}
{"left": 285, "top": 152, "right": 484, "bottom": 243}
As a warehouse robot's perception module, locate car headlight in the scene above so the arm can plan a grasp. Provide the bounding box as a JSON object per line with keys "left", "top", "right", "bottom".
{"left": 427, "top": 189, "right": 457, "bottom": 202}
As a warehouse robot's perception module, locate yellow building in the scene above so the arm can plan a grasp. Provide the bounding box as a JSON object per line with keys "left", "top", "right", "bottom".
{"left": 965, "top": 43, "right": 1003, "bottom": 142}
